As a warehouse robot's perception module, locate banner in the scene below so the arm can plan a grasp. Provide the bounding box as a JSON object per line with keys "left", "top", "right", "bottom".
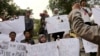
{"left": 82, "top": 39, "right": 98, "bottom": 53}
{"left": 45, "top": 15, "right": 70, "bottom": 34}
{"left": 0, "top": 16, "right": 25, "bottom": 42}
{"left": 0, "top": 38, "right": 81, "bottom": 56}
{"left": 57, "top": 38, "right": 80, "bottom": 56}
{"left": 0, "top": 41, "right": 27, "bottom": 56}
{"left": 27, "top": 42, "right": 59, "bottom": 56}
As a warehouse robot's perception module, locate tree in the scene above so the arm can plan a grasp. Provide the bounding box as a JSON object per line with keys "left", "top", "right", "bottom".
{"left": 49, "top": 0, "right": 91, "bottom": 14}
{"left": 34, "top": 19, "right": 40, "bottom": 36}
{"left": 0, "top": 0, "right": 12, "bottom": 15}
{"left": 49, "top": 0, "right": 79, "bottom": 14}
{"left": 0, "top": 0, "right": 26, "bottom": 16}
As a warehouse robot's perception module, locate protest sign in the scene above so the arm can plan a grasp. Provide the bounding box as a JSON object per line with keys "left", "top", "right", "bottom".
{"left": 45, "top": 15, "right": 70, "bottom": 34}
{"left": 92, "top": 8, "right": 100, "bottom": 25}
{"left": 57, "top": 38, "right": 80, "bottom": 56}
{"left": 0, "top": 38, "right": 81, "bottom": 56}
{"left": 0, "top": 16, "right": 25, "bottom": 42}
{"left": 27, "top": 42, "right": 59, "bottom": 56}
{"left": 82, "top": 39, "right": 98, "bottom": 53}
{"left": 0, "top": 41, "right": 27, "bottom": 56}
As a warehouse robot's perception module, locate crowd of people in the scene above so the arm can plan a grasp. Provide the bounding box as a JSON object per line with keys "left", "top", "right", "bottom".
{"left": 0, "top": 0, "right": 100, "bottom": 56}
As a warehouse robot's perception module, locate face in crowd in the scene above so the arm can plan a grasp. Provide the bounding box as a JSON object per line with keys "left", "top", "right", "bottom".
{"left": 9, "top": 32, "right": 16, "bottom": 41}
{"left": 80, "top": 0, "right": 86, "bottom": 7}
{"left": 39, "top": 35, "right": 47, "bottom": 43}
{"left": 53, "top": 8, "right": 59, "bottom": 15}
{"left": 43, "top": 10, "right": 48, "bottom": 15}
{"left": 25, "top": 11, "right": 31, "bottom": 18}
{"left": 24, "top": 31, "right": 31, "bottom": 39}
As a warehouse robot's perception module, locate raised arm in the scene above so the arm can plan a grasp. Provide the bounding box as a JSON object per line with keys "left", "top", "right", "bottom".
{"left": 69, "top": 9, "right": 100, "bottom": 45}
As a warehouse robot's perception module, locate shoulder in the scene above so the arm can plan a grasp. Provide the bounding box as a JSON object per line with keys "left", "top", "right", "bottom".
{"left": 21, "top": 39, "right": 25, "bottom": 42}
{"left": 69, "top": 9, "right": 81, "bottom": 18}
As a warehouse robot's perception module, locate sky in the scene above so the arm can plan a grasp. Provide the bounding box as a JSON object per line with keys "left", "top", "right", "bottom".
{"left": 13, "top": 0, "right": 52, "bottom": 19}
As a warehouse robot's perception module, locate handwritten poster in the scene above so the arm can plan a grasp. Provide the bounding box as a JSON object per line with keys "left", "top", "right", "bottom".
{"left": 27, "top": 42, "right": 59, "bottom": 56}
{"left": 0, "top": 16, "right": 25, "bottom": 42}
{"left": 45, "top": 15, "right": 70, "bottom": 34}
{"left": 0, "top": 41, "right": 27, "bottom": 56}
{"left": 82, "top": 39, "right": 98, "bottom": 53}
{"left": 57, "top": 38, "right": 80, "bottom": 56}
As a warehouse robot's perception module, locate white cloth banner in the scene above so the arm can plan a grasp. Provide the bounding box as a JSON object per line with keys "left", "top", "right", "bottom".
{"left": 0, "top": 16, "right": 25, "bottom": 42}
{"left": 27, "top": 42, "right": 59, "bottom": 56}
{"left": 92, "top": 8, "right": 100, "bottom": 25}
{"left": 0, "top": 41, "right": 27, "bottom": 56}
{"left": 57, "top": 38, "right": 80, "bottom": 56}
{"left": 0, "top": 38, "right": 81, "bottom": 56}
{"left": 82, "top": 39, "right": 98, "bottom": 53}
{"left": 45, "top": 15, "right": 70, "bottom": 34}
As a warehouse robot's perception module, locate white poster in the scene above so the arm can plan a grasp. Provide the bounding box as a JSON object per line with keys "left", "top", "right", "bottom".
{"left": 92, "top": 8, "right": 100, "bottom": 25}
{"left": 0, "top": 41, "right": 27, "bottom": 56}
{"left": 82, "top": 39, "right": 98, "bottom": 53}
{"left": 0, "top": 16, "right": 25, "bottom": 42}
{"left": 27, "top": 42, "right": 59, "bottom": 56}
{"left": 57, "top": 38, "right": 80, "bottom": 56}
{"left": 45, "top": 15, "right": 70, "bottom": 34}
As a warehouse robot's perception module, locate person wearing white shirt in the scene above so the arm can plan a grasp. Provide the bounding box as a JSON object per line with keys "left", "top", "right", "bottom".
{"left": 52, "top": 8, "right": 64, "bottom": 41}
{"left": 80, "top": 0, "right": 92, "bottom": 25}
{"left": 9, "top": 31, "right": 18, "bottom": 42}
{"left": 80, "top": 0, "right": 97, "bottom": 56}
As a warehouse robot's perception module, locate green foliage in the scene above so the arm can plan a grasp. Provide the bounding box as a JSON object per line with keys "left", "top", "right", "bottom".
{"left": 49, "top": 0, "right": 91, "bottom": 14}
{"left": 34, "top": 19, "right": 40, "bottom": 36}
{"left": 49, "top": 0, "right": 78, "bottom": 14}
{"left": 0, "top": 0, "right": 26, "bottom": 16}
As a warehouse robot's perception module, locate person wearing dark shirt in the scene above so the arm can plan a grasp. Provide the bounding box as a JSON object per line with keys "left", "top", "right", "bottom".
{"left": 39, "top": 10, "right": 51, "bottom": 42}
{"left": 25, "top": 11, "right": 34, "bottom": 37}
{"left": 21, "top": 30, "right": 35, "bottom": 45}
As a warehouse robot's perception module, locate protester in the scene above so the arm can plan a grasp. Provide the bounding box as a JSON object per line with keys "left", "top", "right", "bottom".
{"left": 80, "top": 1, "right": 97, "bottom": 55}
{"left": 9, "top": 31, "right": 17, "bottom": 42}
{"left": 80, "top": 0, "right": 93, "bottom": 25}
{"left": 53, "top": 8, "right": 59, "bottom": 16}
{"left": 25, "top": 10, "right": 34, "bottom": 37}
{"left": 40, "top": 10, "right": 49, "bottom": 26}
{"left": 80, "top": 0, "right": 92, "bottom": 17}
{"left": 21, "top": 30, "right": 35, "bottom": 45}
{"left": 52, "top": 8, "right": 64, "bottom": 41}
{"left": 39, "top": 10, "right": 51, "bottom": 42}
{"left": 38, "top": 34, "right": 47, "bottom": 43}
{"left": 69, "top": 3, "right": 100, "bottom": 56}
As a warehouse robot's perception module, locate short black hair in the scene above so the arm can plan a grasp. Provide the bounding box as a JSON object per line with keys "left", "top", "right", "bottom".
{"left": 80, "top": 0, "right": 86, "bottom": 4}
{"left": 9, "top": 32, "right": 16, "bottom": 35}
{"left": 23, "top": 30, "right": 30, "bottom": 35}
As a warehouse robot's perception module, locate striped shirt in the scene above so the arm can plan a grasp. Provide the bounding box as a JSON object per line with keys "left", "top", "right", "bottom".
{"left": 68, "top": 9, "right": 100, "bottom": 45}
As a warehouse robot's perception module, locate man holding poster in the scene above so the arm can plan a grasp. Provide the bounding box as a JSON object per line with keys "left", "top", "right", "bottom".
{"left": 46, "top": 8, "right": 70, "bottom": 41}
